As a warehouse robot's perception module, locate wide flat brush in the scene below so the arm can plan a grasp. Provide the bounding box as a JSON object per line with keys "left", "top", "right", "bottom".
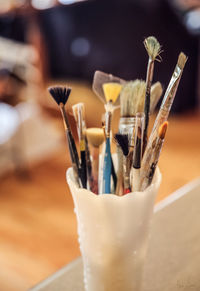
{"left": 48, "top": 86, "right": 81, "bottom": 187}
{"left": 143, "top": 36, "right": 162, "bottom": 152}
{"left": 86, "top": 127, "right": 104, "bottom": 194}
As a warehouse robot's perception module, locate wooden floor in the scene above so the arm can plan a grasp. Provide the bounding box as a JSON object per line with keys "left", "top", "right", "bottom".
{"left": 0, "top": 113, "right": 200, "bottom": 291}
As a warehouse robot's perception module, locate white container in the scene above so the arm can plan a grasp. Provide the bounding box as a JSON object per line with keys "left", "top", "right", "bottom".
{"left": 67, "top": 167, "right": 161, "bottom": 291}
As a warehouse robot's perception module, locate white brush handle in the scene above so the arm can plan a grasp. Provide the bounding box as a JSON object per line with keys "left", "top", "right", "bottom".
{"left": 130, "top": 167, "right": 140, "bottom": 192}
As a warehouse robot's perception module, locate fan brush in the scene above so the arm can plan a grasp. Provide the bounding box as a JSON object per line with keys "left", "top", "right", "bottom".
{"left": 48, "top": 86, "right": 82, "bottom": 187}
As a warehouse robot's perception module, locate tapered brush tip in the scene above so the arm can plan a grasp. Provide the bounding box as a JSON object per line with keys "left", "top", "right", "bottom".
{"left": 158, "top": 121, "right": 168, "bottom": 139}
{"left": 115, "top": 134, "right": 129, "bottom": 156}
{"left": 177, "top": 52, "right": 188, "bottom": 70}
{"left": 86, "top": 128, "right": 105, "bottom": 147}
{"left": 48, "top": 86, "right": 71, "bottom": 106}
{"left": 144, "top": 36, "right": 161, "bottom": 61}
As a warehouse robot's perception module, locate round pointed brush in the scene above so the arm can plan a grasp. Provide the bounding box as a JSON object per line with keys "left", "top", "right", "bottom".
{"left": 143, "top": 36, "right": 162, "bottom": 152}
{"left": 139, "top": 121, "right": 168, "bottom": 191}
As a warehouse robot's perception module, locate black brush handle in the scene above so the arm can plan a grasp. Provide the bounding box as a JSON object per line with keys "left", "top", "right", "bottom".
{"left": 80, "top": 148, "right": 87, "bottom": 188}
{"left": 111, "top": 156, "right": 117, "bottom": 191}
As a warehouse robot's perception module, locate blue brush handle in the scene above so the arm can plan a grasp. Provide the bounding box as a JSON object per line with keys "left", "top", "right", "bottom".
{"left": 103, "top": 138, "right": 112, "bottom": 194}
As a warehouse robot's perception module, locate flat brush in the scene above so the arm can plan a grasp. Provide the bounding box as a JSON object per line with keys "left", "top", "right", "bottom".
{"left": 120, "top": 80, "right": 163, "bottom": 116}
{"left": 115, "top": 134, "right": 131, "bottom": 194}
{"left": 143, "top": 36, "right": 162, "bottom": 152}
{"left": 139, "top": 121, "right": 168, "bottom": 191}
{"left": 72, "top": 103, "right": 87, "bottom": 188}
{"left": 48, "top": 86, "right": 81, "bottom": 187}
{"left": 102, "top": 82, "right": 122, "bottom": 194}
{"left": 86, "top": 128, "right": 104, "bottom": 194}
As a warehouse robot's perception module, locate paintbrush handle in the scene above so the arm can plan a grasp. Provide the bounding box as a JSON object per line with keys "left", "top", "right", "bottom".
{"left": 144, "top": 60, "right": 154, "bottom": 141}
{"left": 103, "top": 138, "right": 112, "bottom": 194}
{"left": 111, "top": 156, "right": 117, "bottom": 192}
{"left": 80, "top": 139, "right": 87, "bottom": 188}
{"left": 123, "top": 156, "right": 131, "bottom": 194}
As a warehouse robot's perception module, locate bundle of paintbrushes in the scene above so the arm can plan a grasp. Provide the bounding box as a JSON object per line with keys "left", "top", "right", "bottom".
{"left": 48, "top": 36, "right": 187, "bottom": 195}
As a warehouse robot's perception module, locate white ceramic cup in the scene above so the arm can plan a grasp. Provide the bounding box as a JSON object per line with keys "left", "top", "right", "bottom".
{"left": 67, "top": 167, "right": 161, "bottom": 291}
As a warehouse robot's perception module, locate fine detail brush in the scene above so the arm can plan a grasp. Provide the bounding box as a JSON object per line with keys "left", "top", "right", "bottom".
{"left": 115, "top": 134, "right": 131, "bottom": 194}
{"left": 152, "top": 52, "right": 187, "bottom": 133}
{"left": 139, "top": 121, "right": 168, "bottom": 191}
{"left": 72, "top": 103, "right": 87, "bottom": 188}
{"left": 143, "top": 36, "right": 162, "bottom": 152}
{"left": 48, "top": 86, "right": 82, "bottom": 187}
{"left": 86, "top": 128, "right": 104, "bottom": 194}
{"left": 131, "top": 112, "right": 145, "bottom": 192}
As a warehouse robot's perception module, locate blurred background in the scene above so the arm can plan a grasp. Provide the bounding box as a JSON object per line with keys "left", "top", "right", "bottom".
{"left": 0, "top": 0, "right": 200, "bottom": 290}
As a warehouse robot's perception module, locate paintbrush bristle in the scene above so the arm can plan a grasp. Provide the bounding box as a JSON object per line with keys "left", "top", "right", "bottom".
{"left": 144, "top": 36, "right": 161, "bottom": 61}
{"left": 177, "top": 52, "right": 188, "bottom": 70}
{"left": 120, "top": 80, "right": 146, "bottom": 117}
{"left": 103, "top": 82, "right": 122, "bottom": 104}
{"left": 72, "top": 103, "right": 84, "bottom": 122}
{"left": 86, "top": 128, "right": 104, "bottom": 147}
{"left": 150, "top": 82, "right": 163, "bottom": 113}
{"left": 158, "top": 121, "right": 168, "bottom": 139}
{"left": 48, "top": 86, "right": 71, "bottom": 106}
{"left": 115, "top": 134, "right": 129, "bottom": 156}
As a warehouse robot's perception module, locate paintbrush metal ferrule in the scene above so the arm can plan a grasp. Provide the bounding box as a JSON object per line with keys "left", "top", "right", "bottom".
{"left": 105, "top": 110, "right": 112, "bottom": 137}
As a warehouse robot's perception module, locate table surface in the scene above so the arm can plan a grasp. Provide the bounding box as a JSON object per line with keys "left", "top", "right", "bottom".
{"left": 30, "top": 178, "right": 200, "bottom": 291}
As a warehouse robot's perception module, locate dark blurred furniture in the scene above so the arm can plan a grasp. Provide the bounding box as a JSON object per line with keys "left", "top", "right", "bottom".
{"left": 38, "top": 0, "right": 199, "bottom": 112}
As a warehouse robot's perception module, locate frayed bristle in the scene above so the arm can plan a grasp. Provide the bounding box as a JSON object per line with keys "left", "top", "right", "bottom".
{"left": 177, "top": 52, "right": 187, "bottom": 70}
{"left": 115, "top": 134, "right": 129, "bottom": 156}
{"left": 158, "top": 121, "right": 168, "bottom": 139}
{"left": 48, "top": 86, "right": 71, "bottom": 105}
{"left": 120, "top": 80, "right": 146, "bottom": 116}
{"left": 103, "top": 82, "right": 122, "bottom": 104}
{"left": 144, "top": 36, "right": 162, "bottom": 61}
{"left": 86, "top": 128, "right": 104, "bottom": 147}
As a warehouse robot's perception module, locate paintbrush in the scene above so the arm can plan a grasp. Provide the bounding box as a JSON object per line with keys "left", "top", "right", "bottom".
{"left": 149, "top": 82, "right": 163, "bottom": 113}
{"left": 102, "top": 83, "right": 122, "bottom": 193}
{"left": 93, "top": 71, "right": 123, "bottom": 194}
{"left": 143, "top": 36, "right": 162, "bottom": 152}
{"left": 152, "top": 52, "right": 187, "bottom": 133}
{"left": 86, "top": 127, "right": 104, "bottom": 194}
{"left": 141, "top": 53, "right": 187, "bottom": 184}
{"left": 48, "top": 86, "right": 82, "bottom": 187}
{"left": 120, "top": 80, "right": 163, "bottom": 116}
{"left": 131, "top": 112, "right": 145, "bottom": 192}
{"left": 72, "top": 103, "right": 87, "bottom": 188}
{"left": 139, "top": 121, "right": 168, "bottom": 191}
{"left": 115, "top": 134, "right": 131, "bottom": 194}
